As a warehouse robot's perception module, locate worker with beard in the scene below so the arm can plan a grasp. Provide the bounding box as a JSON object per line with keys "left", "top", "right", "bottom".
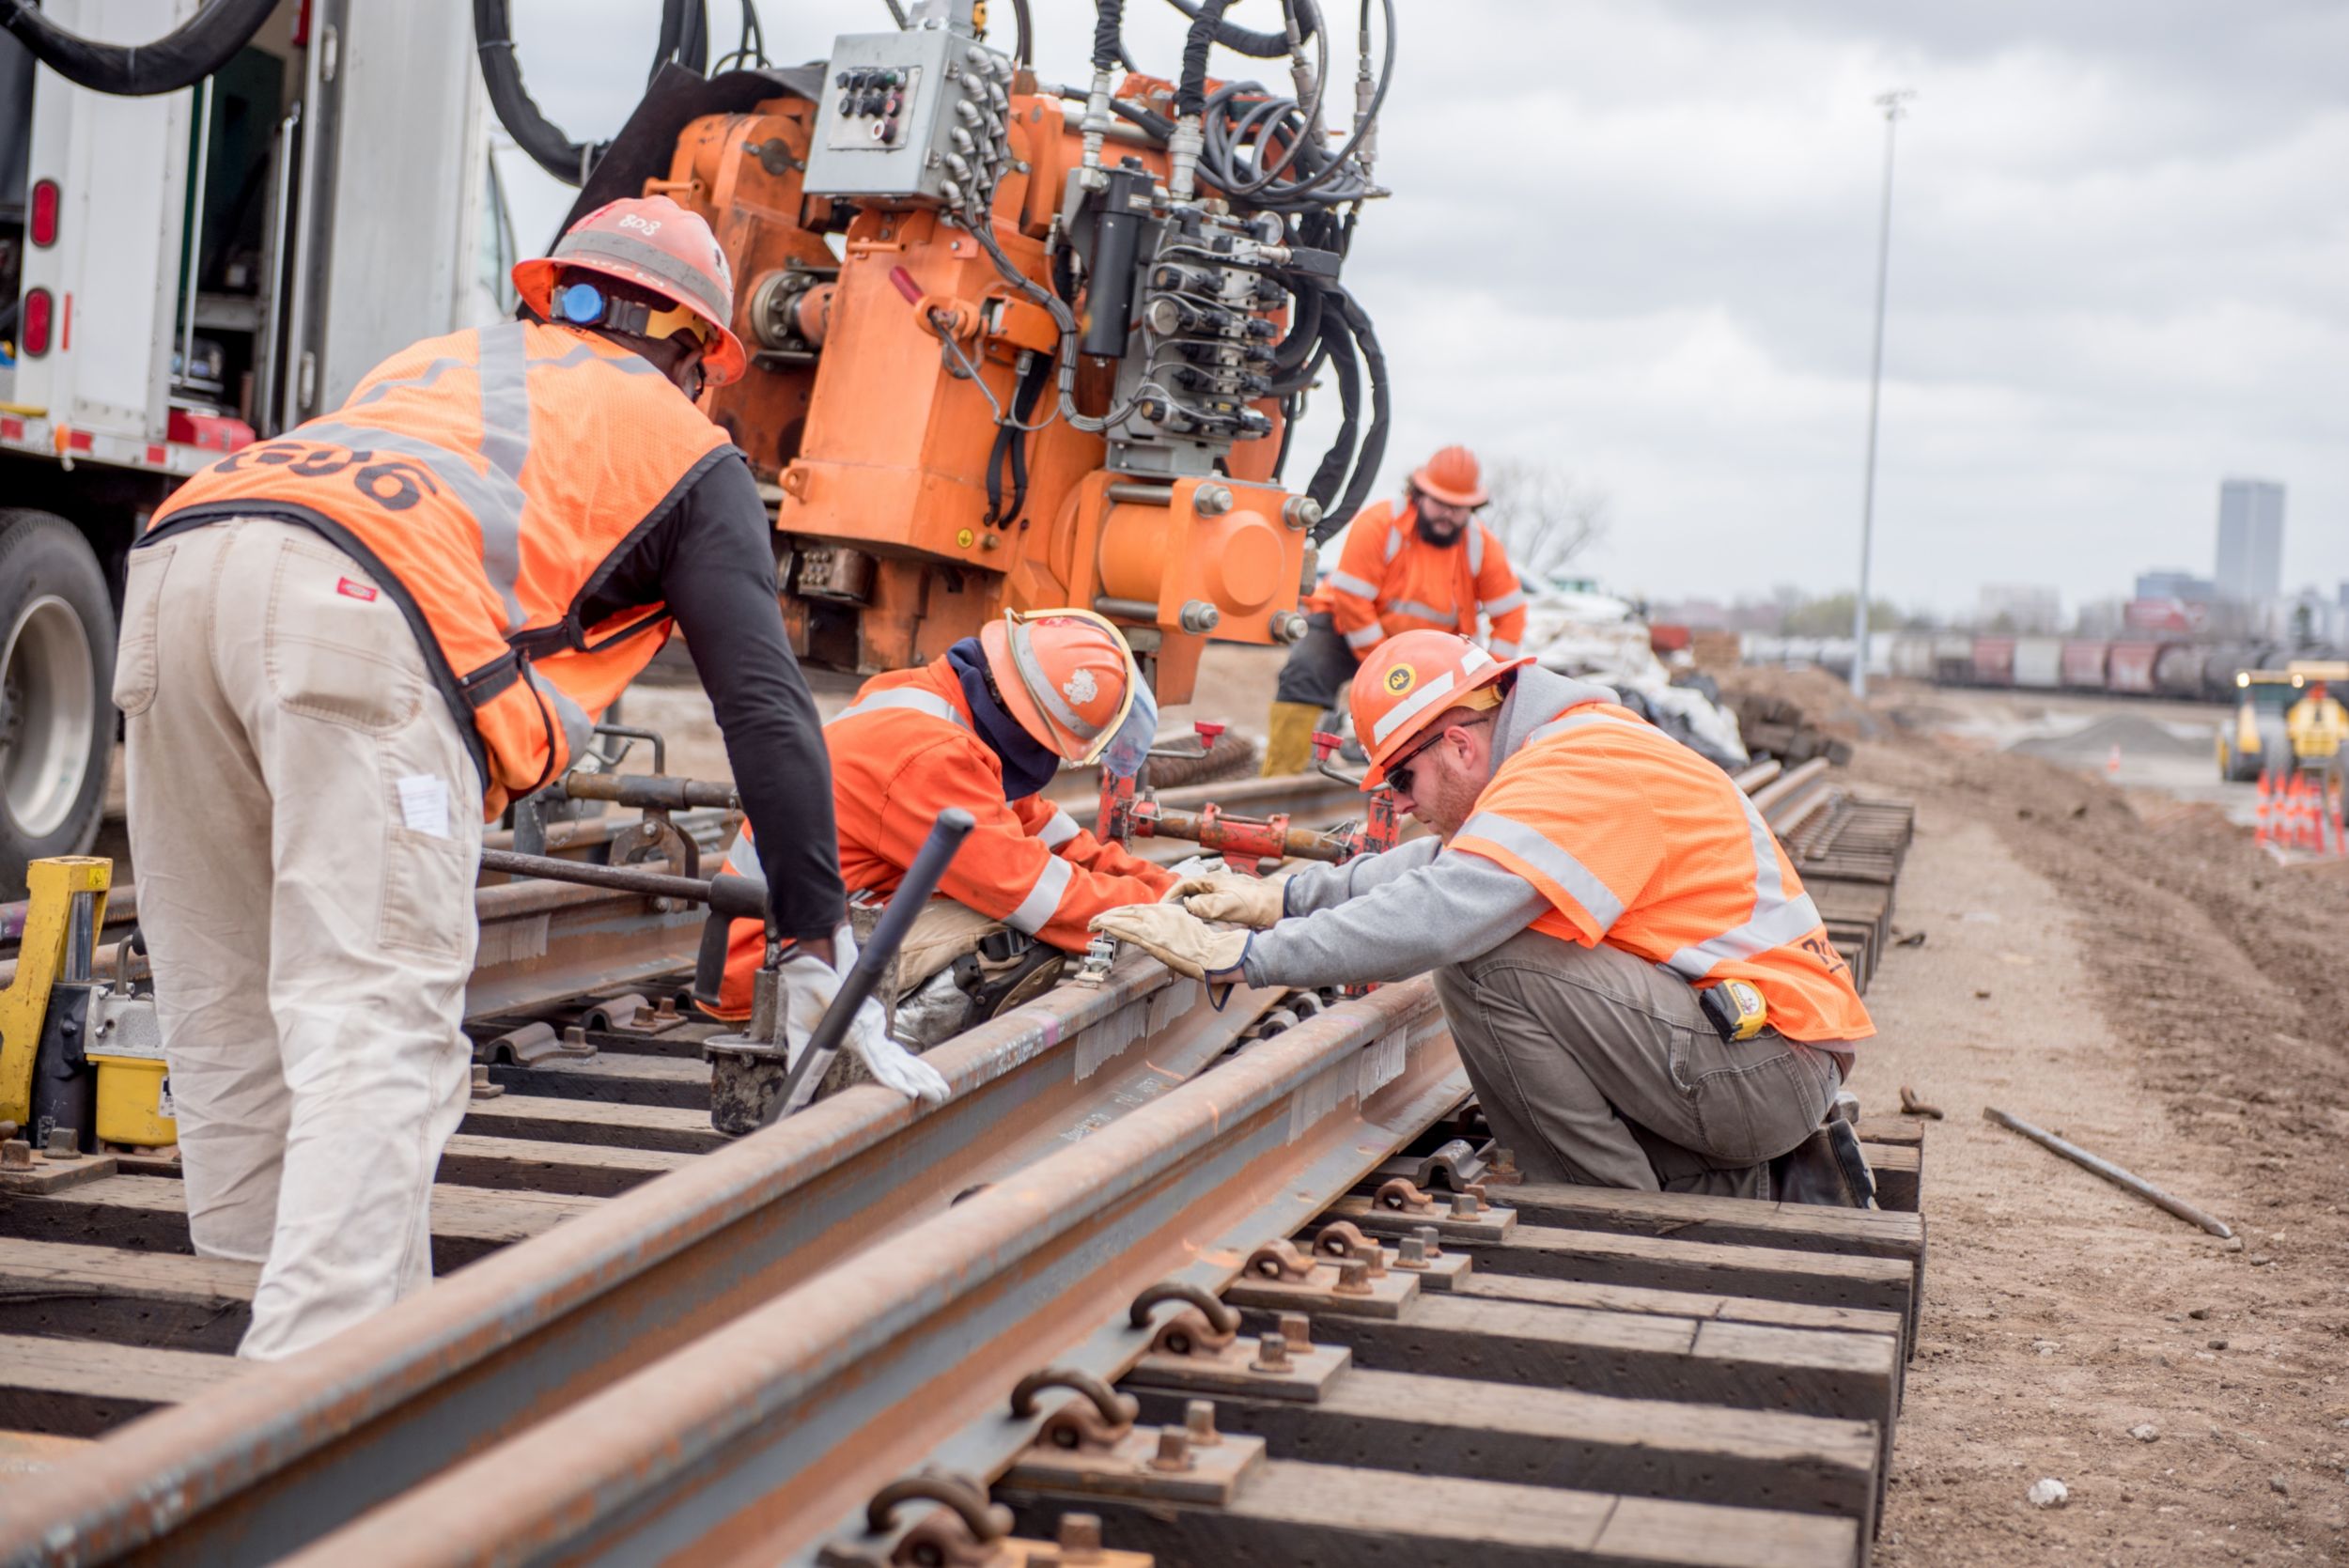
{"left": 1096, "top": 630, "right": 1877, "bottom": 1205}
{"left": 1259, "top": 444, "right": 1530, "bottom": 776}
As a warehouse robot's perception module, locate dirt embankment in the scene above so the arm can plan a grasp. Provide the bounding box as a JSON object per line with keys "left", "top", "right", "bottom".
{"left": 1848, "top": 725, "right": 2349, "bottom": 1565}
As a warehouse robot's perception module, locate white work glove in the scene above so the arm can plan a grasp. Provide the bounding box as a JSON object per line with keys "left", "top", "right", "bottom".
{"left": 1090, "top": 904, "right": 1252, "bottom": 982}
{"left": 1158, "top": 871, "right": 1289, "bottom": 929}
{"left": 783, "top": 924, "right": 951, "bottom": 1104}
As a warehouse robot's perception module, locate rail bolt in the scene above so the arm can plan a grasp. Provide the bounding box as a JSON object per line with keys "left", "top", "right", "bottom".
{"left": 1192, "top": 481, "right": 1234, "bottom": 517}
{"left": 1149, "top": 1426, "right": 1194, "bottom": 1472}
{"left": 1184, "top": 1399, "right": 1221, "bottom": 1447}
{"left": 1250, "top": 1331, "right": 1290, "bottom": 1373}
{"left": 1177, "top": 598, "right": 1221, "bottom": 634}
{"left": 1334, "top": 1257, "right": 1374, "bottom": 1296}
{"left": 1282, "top": 495, "right": 1323, "bottom": 533}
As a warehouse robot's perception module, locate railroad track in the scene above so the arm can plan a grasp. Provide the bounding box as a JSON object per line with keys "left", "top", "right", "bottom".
{"left": 0, "top": 765, "right": 1922, "bottom": 1566}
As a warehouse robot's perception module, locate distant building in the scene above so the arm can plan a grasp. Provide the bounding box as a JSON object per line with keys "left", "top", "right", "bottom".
{"left": 2214, "top": 477, "right": 2285, "bottom": 602}
{"left": 1978, "top": 583, "right": 2061, "bottom": 634}
{"left": 2134, "top": 568, "right": 2217, "bottom": 603}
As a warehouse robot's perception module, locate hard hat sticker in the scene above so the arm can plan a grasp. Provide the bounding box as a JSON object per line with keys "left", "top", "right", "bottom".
{"left": 1063, "top": 668, "right": 1099, "bottom": 706}
{"left": 1384, "top": 663, "right": 1417, "bottom": 695}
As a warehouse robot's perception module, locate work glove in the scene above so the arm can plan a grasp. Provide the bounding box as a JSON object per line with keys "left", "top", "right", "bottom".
{"left": 1089, "top": 904, "right": 1251, "bottom": 982}
{"left": 1158, "top": 870, "right": 1289, "bottom": 929}
{"left": 783, "top": 924, "right": 952, "bottom": 1104}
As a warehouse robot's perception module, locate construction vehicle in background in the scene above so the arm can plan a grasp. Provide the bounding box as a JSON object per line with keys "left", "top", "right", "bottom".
{"left": 2217, "top": 660, "right": 2349, "bottom": 783}
{"left": 515, "top": 0, "right": 1395, "bottom": 706}
{"left": 0, "top": 0, "right": 519, "bottom": 894}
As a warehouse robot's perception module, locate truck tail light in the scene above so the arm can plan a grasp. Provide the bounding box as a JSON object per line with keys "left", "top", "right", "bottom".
{"left": 22, "top": 287, "right": 54, "bottom": 356}
{"left": 27, "top": 179, "right": 58, "bottom": 247}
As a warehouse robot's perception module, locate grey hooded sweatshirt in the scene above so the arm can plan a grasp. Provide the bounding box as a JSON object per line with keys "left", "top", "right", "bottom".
{"left": 1238, "top": 667, "right": 1622, "bottom": 988}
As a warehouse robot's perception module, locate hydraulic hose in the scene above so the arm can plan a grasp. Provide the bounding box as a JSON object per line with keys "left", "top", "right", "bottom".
{"left": 1092, "top": 0, "right": 1123, "bottom": 71}
{"left": 1174, "top": 0, "right": 1231, "bottom": 117}
{"left": 1160, "top": 0, "right": 1319, "bottom": 57}
{"left": 1327, "top": 284, "right": 1389, "bottom": 533}
{"left": 0, "top": 0, "right": 274, "bottom": 97}
{"left": 474, "top": 0, "right": 707, "bottom": 187}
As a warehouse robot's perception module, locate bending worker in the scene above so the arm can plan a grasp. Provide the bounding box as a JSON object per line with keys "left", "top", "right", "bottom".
{"left": 1098, "top": 630, "right": 1875, "bottom": 1203}
{"left": 707, "top": 609, "right": 1174, "bottom": 1035}
{"left": 116, "top": 197, "right": 851, "bottom": 1359}
{"left": 2286, "top": 677, "right": 2348, "bottom": 772}
{"left": 1262, "top": 444, "right": 1528, "bottom": 776}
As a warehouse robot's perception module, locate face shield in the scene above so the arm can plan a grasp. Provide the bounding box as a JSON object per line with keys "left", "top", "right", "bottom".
{"left": 1099, "top": 673, "right": 1159, "bottom": 780}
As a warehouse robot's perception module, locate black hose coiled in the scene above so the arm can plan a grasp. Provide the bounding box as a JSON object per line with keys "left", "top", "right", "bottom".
{"left": 475, "top": 0, "right": 707, "bottom": 187}
{"left": 1160, "top": 0, "right": 1319, "bottom": 58}
{"left": 0, "top": 0, "right": 274, "bottom": 97}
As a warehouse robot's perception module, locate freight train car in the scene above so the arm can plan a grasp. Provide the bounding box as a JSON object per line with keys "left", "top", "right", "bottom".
{"left": 2014, "top": 636, "right": 2064, "bottom": 690}
{"left": 1890, "top": 633, "right": 1937, "bottom": 680}
{"left": 1971, "top": 636, "right": 2017, "bottom": 687}
{"left": 2061, "top": 639, "right": 2109, "bottom": 689}
{"left": 2154, "top": 643, "right": 2210, "bottom": 699}
{"left": 2107, "top": 641, "right": 2164, "bottom": 695}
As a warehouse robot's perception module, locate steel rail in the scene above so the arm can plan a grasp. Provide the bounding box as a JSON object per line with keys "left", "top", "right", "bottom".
{"left": 278, "top": 981, "right": 1463, "bottom": 1568}
{"left": 0, "top": 958, "right": 1299, "bottom": 1567}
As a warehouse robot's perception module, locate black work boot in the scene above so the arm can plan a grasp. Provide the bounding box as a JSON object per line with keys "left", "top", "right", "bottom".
{"left": 1770, "top": 1120, "right": 1877, "bottom": 1208}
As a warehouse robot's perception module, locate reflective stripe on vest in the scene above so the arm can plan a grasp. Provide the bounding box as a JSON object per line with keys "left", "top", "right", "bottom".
{"left": 827, "top": 688, "right": 969, "bottom": 730}
{"left": 1389, "top": 598, "right": 1455, "bottom": 626}
{"left": 724, "top": 827, "right": 760, "bottom": 876}
{"left": 1006, "top": 852, "right": 1074, "bottom": 935}
{"left": 1345, "top": 621, "right": 1386, "bottom": 650}
{"left": 1381, "top": 523, "right": 1404, "bottom": 563}
{"left": 1482, "top": 585, "right": 1526, "bottom": 617}
{"left": 1488, "top": 639, "right": 1522, "bottom": 659}
{"left": 1038, "top": 806, "right": 1081, "bottom": 848}
{"left": 1467, "top": 525, "right": 1485, "bottom": 575}
{"left": 1659, "top": 790, "right": 1823, "bottom": 982}
{"left": 1457, "top": 809, "right": 1625, "bottom": 930}
{"left": 1323, "top": 567, "right": 1378, "bottom": 600}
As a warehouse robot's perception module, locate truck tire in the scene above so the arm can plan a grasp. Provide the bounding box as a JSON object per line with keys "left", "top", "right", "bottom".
{"left": 0, "top": 510, "right": 115, "bottom": 897}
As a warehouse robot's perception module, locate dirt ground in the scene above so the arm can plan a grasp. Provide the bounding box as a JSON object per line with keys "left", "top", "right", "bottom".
{"left": 1845, "top": 709, "right": 2349, "bottom": 1565}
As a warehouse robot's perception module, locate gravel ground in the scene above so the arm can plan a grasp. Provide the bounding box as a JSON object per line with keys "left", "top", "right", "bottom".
{"left": 1849, "top": 722, "right": 2349, "bottom": 1565}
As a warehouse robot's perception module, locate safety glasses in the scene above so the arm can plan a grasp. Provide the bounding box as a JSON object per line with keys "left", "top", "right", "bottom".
{"left": 1386, "top": 713, "right": 1488, "bottom": 799}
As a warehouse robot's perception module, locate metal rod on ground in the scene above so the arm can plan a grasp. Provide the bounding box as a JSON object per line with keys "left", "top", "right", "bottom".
{"left": 765, "top": 808, "right": 974, "bottom": 1126}
{"left": 476, "top": 848, "right": 768, "bottom": 922}
{"left": 1983, "top": 1106, "right": 2232, "bottom": 1238}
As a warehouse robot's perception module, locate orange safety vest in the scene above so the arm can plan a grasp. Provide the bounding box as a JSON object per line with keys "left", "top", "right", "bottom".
{"left": 145, "top": 320, "right": 732, "bottom": 818}
{"left": 705, "top": 660, "right": 1175, "bottom": 1019}
{"left": 1308, "top": 498, "right": 1530, "bottom": 659}
{"left": 1450, "top": 699, "right": 1873, "bottom": 1043}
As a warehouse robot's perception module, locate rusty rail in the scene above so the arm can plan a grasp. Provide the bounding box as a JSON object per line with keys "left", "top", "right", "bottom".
{"left": 283, "top": 984, "right": 1461, "bottom": 1567}
{"left": 0, "top": 957, "right": 1306, "bottom": 1567}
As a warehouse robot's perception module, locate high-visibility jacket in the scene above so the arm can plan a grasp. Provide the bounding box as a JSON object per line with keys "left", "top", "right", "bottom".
{"left": 1307, "top": 499, "right": 1529, "bottom": 660}
{"left": 144, "top": 320, "right": 732, "bottom": 819}
{"left": 1450, "top": 698, "right": 1873, "bottom": 1043}
{"left": 2286, "top": 694, "right": 2348, "bottom": 761}
{"left": 707, "top": 659, "right": 1176, "bottom": 1019}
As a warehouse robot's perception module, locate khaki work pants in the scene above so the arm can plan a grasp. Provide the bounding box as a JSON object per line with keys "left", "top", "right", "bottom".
{"left": 1432, "top": 928, "right": 1846, "bottom": 1198}
{"left": 116, "top": 518, "right": 480, "bottom": 1360}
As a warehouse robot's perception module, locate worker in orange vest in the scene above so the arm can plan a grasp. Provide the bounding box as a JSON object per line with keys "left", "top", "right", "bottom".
{"left": 1260, "top": 445, "right": 1530, "bottom": 776}
{"left": 115, "top": 197, "right": 863, "bottom": 1360}
{"left": 1098, "top": 630, "right": 1875, "bottom": 1203}
{"left": 705, "top": 609, "right": 1176, "bottom": 1036}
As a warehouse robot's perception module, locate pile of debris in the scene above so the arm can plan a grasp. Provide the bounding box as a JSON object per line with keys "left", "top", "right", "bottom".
{"left": 1517, "top": 585, "right": 1750, "bottom": 770}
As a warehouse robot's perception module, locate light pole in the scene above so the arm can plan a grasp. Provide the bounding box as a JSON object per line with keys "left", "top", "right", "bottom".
{"left": 1849, "top": 88, "right": 1912, "bottom": 701}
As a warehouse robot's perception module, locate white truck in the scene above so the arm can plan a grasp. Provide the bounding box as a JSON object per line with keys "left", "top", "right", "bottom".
{"left": 0, "top": 0, "right": 504, "bottom": 893}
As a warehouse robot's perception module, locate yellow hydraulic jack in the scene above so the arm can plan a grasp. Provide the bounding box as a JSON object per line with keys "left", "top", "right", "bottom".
{"left": 0, "top": 856, "right": 173, "bottom": 1164}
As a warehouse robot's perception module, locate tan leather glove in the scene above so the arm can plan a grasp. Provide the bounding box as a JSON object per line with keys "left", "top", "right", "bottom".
{"left": 1157, "top": 871, "right": 1289, "bottom": 929}
{"left": 1089, "top": 903, "right": 1252, "bottom": 982}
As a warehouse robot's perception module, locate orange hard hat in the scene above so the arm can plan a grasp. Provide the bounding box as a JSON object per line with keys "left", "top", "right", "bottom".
{"left": 1409, "top": 444, "right": 1488, "bottom": 508}
{"left": 980, "top": 608, "right": 1142, "bottom": 765}
{"left": 512, "top": 195, "right": 749, "bottom": 386}
{"left": 1348, "top": 629, "right": 1530, "bottom": 790}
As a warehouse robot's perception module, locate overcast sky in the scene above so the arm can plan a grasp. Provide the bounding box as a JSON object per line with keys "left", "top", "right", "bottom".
{"left": 501, "top": 0, "right": 2349, "bottom": 618}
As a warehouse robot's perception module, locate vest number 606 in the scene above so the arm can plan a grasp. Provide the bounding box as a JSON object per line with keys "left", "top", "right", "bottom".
{"left": 215, "top": 441, "right": 441, "bottom": 513}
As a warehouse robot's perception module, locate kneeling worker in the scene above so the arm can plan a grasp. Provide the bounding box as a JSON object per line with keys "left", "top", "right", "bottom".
{"left": 117, "top": 197, "right": 849, "bottom": 1358}
{"left": 1096, "top": 630, "right": 1875, "bottom": 1202}
{"left": 708, "top": 610, "right": 1176, "bottom": 1031}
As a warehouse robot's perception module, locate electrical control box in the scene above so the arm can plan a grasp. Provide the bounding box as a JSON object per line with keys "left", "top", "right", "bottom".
{"left": 802, "top": 27, "right": 1012, "bottom": 207}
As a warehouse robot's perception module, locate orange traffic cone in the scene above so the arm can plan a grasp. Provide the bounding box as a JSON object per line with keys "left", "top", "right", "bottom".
{"left": 2106, "top": 744, "right": 2122, "bottom": 775}
{"left": 2254, "top": 770, "right": 2273, "bottom": 846}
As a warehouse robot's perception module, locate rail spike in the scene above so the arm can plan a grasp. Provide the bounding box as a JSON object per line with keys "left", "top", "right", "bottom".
{"left": 1008, "top": 1367, "right": 1139, "bottom": 1451}
{"left": 1128, "top": 1279, "right": 1241, "bottom": 1358}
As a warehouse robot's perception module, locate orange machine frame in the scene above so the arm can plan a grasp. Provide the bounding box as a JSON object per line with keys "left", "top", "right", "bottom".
{"left": 653, "top": 85, "right": 1314, "bottom": 704}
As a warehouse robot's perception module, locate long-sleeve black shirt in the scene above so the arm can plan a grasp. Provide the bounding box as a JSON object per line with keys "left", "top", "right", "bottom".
{"left": 576, "top": 451, "right": 844, "bottom": 940}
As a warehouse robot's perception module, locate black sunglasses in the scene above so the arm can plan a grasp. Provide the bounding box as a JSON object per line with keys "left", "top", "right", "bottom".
{"left": 1386, "top": 715, "right": 1487, "bottom": 797}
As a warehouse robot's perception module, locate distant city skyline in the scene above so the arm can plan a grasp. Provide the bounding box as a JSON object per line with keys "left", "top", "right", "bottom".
{"left": 2214, "top": 477, "right": 2286, "bottom": 602}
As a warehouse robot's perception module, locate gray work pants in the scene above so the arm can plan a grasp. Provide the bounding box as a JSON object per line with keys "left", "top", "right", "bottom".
{"left": 1432, "top": 928, "right": 1847, "bottom": 1197}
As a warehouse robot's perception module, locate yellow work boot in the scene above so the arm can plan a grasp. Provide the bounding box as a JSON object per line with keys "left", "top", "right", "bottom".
{"left": 1261, "top": 700, "right": 1321, "bottom": 777}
